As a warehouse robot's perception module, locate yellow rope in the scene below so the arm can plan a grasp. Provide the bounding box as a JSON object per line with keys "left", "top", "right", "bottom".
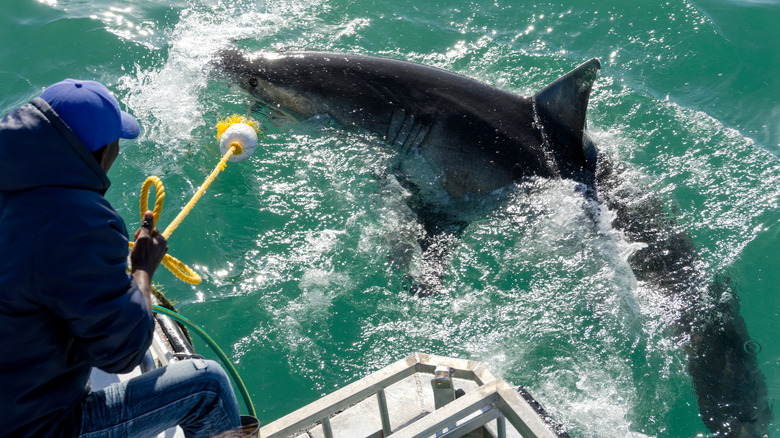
{"left": 129, "top": 142, "right": 243, "bottom": 285}
{"left": 140, "top": 176, "right": 165, "bottom": 228}
{"left": 162, "top": 142, "right": 242, "bottom": 240}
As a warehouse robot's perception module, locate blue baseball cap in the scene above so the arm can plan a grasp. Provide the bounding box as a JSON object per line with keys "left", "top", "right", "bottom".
{"left": 41, "top": 79, "right": 140, "bottom": 152}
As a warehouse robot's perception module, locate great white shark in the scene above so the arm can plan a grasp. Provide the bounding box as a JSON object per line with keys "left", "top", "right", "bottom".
{"left": 215, "top": 49, "right": 771, "bottom": 436}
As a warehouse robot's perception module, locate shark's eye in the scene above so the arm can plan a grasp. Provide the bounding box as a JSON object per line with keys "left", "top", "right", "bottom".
{"left": 249, "top": 77, "right": 258, "bottom": 87}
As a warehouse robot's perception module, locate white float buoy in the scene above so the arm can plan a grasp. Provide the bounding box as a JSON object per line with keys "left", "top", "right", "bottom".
{"left": 219, "top": 123, "right": 258, "bottom": 162}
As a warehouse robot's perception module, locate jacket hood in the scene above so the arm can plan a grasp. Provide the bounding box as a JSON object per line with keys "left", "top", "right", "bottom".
{"left": 0, "top": 98, "right": 110, "bottom": 193}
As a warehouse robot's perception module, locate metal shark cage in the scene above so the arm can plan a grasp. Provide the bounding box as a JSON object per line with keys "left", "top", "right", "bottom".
{"left": 260, "top": 353, "right": 562, "bottom": 438}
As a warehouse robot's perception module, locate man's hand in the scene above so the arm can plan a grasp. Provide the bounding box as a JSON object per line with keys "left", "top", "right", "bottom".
{"left": 131, "top": 211, "right": 168, "bottom": 276}
{"left": 131, "top": 211, "right": 168, "bottom": 309}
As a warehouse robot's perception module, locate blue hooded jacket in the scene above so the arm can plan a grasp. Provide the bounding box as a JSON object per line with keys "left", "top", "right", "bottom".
{"left": 0, "top": 98, "right": 154, "bottom": 437}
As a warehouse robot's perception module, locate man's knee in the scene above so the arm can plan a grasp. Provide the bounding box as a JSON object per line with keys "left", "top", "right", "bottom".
{"left": 183, "top": 359, "right": 231, "bottom": 389}
{"left": 175, "top": 359, "right": 239, "bottom": 416}
{"left": 159, "top": 358, "right": 232, "bottom": 397}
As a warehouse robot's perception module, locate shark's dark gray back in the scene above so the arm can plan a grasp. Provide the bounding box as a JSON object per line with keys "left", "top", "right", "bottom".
{"left": 217, "top": 50, "right": 601, "bottom": 196}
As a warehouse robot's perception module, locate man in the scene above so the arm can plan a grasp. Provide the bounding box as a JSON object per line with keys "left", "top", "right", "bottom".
{"left": 0, "top": 79, "right": 243, "bottom": 437}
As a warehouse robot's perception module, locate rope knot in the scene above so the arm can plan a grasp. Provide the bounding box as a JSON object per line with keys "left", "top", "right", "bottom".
{"left": 230, "top": 141, "right": 244, "bottom": 156}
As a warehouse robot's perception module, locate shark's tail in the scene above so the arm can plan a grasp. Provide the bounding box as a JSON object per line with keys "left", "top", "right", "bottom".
{"left": 684, "top": 275, "right": 772, "bottom": 438}
{"left": 596, "top": 157, "right": 772, "bottom": 437}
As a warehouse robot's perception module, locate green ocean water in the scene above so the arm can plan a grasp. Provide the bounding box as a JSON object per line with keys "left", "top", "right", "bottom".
{"left": 3, "top": 0, "right": 780, "bottom": 436}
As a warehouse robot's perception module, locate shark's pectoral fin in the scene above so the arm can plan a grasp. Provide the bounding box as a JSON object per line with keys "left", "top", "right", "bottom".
{"left": 533, "top": 58, "right": 601, "bottom": 142}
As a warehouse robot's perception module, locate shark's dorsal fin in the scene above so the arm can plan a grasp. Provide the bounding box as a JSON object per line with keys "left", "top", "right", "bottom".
{"left": 533, "top": 58, "right": 601, "bottom": 141}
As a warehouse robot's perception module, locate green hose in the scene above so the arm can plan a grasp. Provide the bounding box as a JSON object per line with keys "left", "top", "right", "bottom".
{"left": 152, "top": 305, "right": 256, "bottom": 417}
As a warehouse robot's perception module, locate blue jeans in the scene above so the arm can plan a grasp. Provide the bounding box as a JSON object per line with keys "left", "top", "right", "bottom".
{"left": 79, "top": 359, "right": 241, "bottom": 438}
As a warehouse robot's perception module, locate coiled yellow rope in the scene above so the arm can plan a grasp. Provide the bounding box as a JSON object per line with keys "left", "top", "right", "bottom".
{"left": 128, "top": 115, "right": 259, "bottom": 285}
